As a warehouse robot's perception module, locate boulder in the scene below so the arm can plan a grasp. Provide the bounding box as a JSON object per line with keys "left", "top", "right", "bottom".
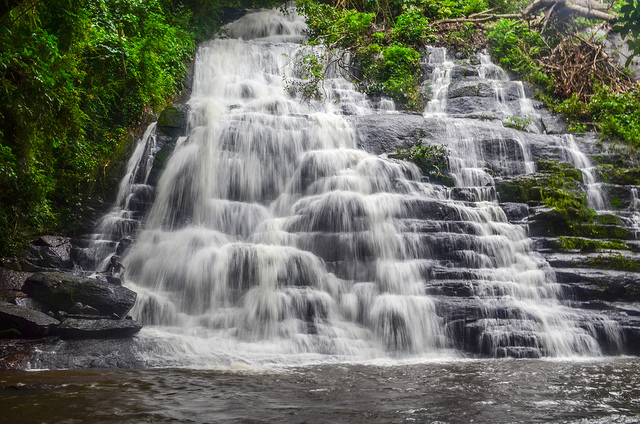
{"left": 22, "top": 272, "right": 137, "bottom": 317}
{"left": 0, "top": 301, "right": 60, "bottom": 338}
{"left": 0, "top": 268, "right": 32, "bottom": 302}
{"left": 57, "top": 318, "right": 142, "bottom": 339}
{"left": 157, "top": 103, "right": 189, "bottom": 137}
{"left": 500, "top": 202, "right": 530, "bottom": 222}
{"left": 20, "top": 236, "right": 73, "bottom": 272}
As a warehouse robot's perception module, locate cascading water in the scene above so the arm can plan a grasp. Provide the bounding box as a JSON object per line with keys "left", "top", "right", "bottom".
{"left": 77, "top": 123, "right": 163, "bottom": 271}
{"left": 558, "top": 134, "right": 609, "bottom": 210}
{"left": 102, "top": 9, "right": 624, "bottom": 365}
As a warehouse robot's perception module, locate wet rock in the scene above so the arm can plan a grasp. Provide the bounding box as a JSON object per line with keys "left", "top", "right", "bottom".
{"left": 539, "top": 109, "right": 569, "bottom": 134}
{"left": 446, "top": 81, "right": 494, "bottom": 99}
{"left": 0, "top": 301, "right": 60, "bottom": 338}
{"left": 57, "top": 318, "right": 142, "bottom": 339}
{"left": 22, "top": 272, "right": 137, "bottom": 317}
{"left": 69, "top": 302, "right": 100, "bottom": 316}
{"left": 353, "top": 113, "right": 426, "bottom": 155}
{"left": 147, "top": 135, "right": 178, "bottom": 187}
{"left": 0, "top": 268, "right": 32, "bottom": 302}
{"left": 1, "top": 257, "right": 21, "bottom": 271}
{"left": 157, "top": 103, "right": 189, "bottom": 137}
{"left": 500, "top": 202, "right": 530, "bottom": 222}
{"left": 20, "top": 236, "right": 73, "bottom": 272}
{"left": 555, "top": 268, "right": 640, "bottom": 301}
{"left": 115, "top": 237, "right": 133, "bottom": 256}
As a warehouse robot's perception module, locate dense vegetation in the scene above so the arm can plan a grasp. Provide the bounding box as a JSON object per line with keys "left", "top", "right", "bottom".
{"left": 0, "top": 0, "right": 275, "bottom": 255}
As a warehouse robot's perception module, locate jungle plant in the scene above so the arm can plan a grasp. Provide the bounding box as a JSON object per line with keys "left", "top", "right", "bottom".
{"left": 396, "top": 143, "right": 449, "bottom": 179}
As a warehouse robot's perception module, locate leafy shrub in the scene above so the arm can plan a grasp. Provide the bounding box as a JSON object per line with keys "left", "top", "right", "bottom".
{"left": 396, "top": 143, "right": 449, "bottom": 178}
{"left": 391, "top": 6, "right": 433, "bottom": 45}
{"left": 487, "top": 19, "right": 554, "bottom": 93}
{"left": 556, "top": 87, "right": 640, "bottom": 147}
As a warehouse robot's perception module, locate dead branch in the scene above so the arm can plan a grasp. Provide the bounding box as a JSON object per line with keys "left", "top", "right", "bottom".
{"left": 523, "top": 0, "right": 615, "bottom": 21}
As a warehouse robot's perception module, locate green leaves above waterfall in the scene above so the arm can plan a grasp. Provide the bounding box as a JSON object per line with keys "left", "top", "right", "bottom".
{"left": 0, "top": 0, "right": 278, "bottom": 255}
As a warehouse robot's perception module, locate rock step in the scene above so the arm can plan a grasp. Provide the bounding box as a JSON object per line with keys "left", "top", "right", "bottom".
{"left": 22, "top": 272, "right": 137, "bottom": 318}
{"left": 0, "top": 301, "right": 60, "bottom": 338}
{"left": 58, "top": 318, "right": 142, "bottom": 339}
{"left": 555, "top": 268, "right": 640, "bottom": 301}
{"left": 544, "top": 251, "right": 640, "bottom": 271}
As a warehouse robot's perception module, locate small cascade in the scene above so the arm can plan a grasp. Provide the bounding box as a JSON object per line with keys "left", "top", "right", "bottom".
{"left": 419, "top": 48, "right": 621, "bottom": 358}
{"left": 423, "top": 49, "right": 536, "bottom": 185}
{"left": 76, "top": 123, "right": 164, "bottom": 270}
{"left": 424, "top": 47, "right": 454, "bottom": 116}
{"left": 81, "top": 9, "right": 631, "bottom": 365}
{"left": 558, "top": 134, "right": 609, "bottom": 210}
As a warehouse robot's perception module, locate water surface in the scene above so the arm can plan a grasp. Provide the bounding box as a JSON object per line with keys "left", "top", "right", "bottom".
{"left": 2, "top": 358, "right": 640, "bottom": 423}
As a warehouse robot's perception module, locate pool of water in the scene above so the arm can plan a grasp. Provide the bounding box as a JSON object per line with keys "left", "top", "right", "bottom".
{"left": 2, "top": 357, "right": 640, "bottom": 423}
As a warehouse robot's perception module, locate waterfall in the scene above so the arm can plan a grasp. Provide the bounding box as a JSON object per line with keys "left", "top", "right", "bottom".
{"left": 76, "top": 123, "right": 162, "bottom": 271}
{"left": 101, "top": 9, "right": 623, "bottom": 365}
{"left": 558, "top": 134, "right": 609, "bottom": 210}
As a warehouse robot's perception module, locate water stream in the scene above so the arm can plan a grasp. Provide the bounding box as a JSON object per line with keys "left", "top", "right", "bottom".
{"left": 74, "top": 8, "right": 628, "bottom": 367}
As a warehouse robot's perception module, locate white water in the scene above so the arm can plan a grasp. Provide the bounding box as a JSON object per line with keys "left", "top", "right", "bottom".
{"left": 559, "top": 134, "right": 609, "bottom": 210}
{"left": 78, "top": 123, "right": 161, "bottom": 270}
{"left": 109, "top": 9, "right": 622, "bottom": 366}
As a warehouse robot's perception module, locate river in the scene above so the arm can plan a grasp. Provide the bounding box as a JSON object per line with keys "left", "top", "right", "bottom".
{"left": 2, "top": 358, "right": 640, "bottom": 423}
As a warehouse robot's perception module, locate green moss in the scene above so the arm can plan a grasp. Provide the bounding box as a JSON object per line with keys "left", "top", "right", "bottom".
{"left": 573, "top": 224, "right": 632, "bottom": 240}
{"left": 594, "top": 214, "right": 624, "bottom": 226}
{"left": 610, "top": 196, "right": 623, "bottom": 210}
{"left": 587, "top": 253, "right": 640, "bottom": 273}
{"left": 557, "top": 236, "right": 628, "bottom": 252}
{"left": 599, "top": 164, "right": 640, "bottom": 186}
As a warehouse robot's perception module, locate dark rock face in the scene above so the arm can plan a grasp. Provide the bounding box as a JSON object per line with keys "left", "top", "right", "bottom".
{"left": 0, "top": 268, "right": 31, "bottom": 302}
{"left": 353, "top": 114, "right": 426, "bottom": 155}
{"left": 22, "top": 272, "right": 137, "bottom": 318}
{"left": 157, "top": 103, "right": 189, "bottom": 137}
{"left": 146, "top": 135, "right": 178, "bottom": 187}
{"left": 21, "top": 236, "right": 73, "bottom": 272}
{"left": 57, "top": 318, "right": 142, "bottom": 339}
{"left": 0, "top": 301, "right": 60, "bottom": 338}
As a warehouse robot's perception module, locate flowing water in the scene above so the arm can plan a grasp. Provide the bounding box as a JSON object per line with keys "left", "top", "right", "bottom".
{"left": 2, "top": 358, "right": 640, "bottom": 423}
{"left": 6, "top": 7, "right": 640, "bottom": 423}
{"left": 70, "top": 8, "right": 629, "bottom": 366}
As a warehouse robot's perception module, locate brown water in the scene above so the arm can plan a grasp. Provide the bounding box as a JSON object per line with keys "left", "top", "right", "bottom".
{"left": 2, "top": 358, "right": 640, "bottom": 423}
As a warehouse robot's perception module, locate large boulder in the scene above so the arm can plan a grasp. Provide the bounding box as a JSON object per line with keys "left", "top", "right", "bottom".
{"left": 0, "top": 301, "right": 60, "bottom": 338}
{"left": 57, "top": 318, "right": 142, "bottom": 339}
{"left": 157, "top": 103, "right": 189, "bottom": 137}
{"left": 20, "top": 236, "right": 73, "bottom": 272}
{"left": 22, "top": 272, "right": 137, "bottom": 318}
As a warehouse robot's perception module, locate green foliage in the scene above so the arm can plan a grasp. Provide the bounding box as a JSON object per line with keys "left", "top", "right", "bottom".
{"left": 391, "top": 6, "right": 433, "bottom": 45}
{"left": 502, "top": 115, "right": 532, "bottom": 131}
{"left": 301, "top": 1, "right": 375, "bottom": 48}
{"left": 288, "top": 51, "right": 326, "bottom": 101}
{"left": 556, "top": 86, "right": 640, "bottom": 147}
{"left": 558, "top": 236, "right": 627, "bottom": 252}
{"left": 374, "top": 44, "right": 422, "bottom": 108}
{"left": 395, "top": 142, "right": 449, "bottom": 179}
{"left": 615, "top": 0, "right": 640, "bottom": 67}
{"left": 487, "top": 19, "right": 554, "bottom": 93}
{"left": 296, "top": 0, "right": 430, "bottom": 109}
{"left": 421, "top": 0, "right": 487, "bottom": 19}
